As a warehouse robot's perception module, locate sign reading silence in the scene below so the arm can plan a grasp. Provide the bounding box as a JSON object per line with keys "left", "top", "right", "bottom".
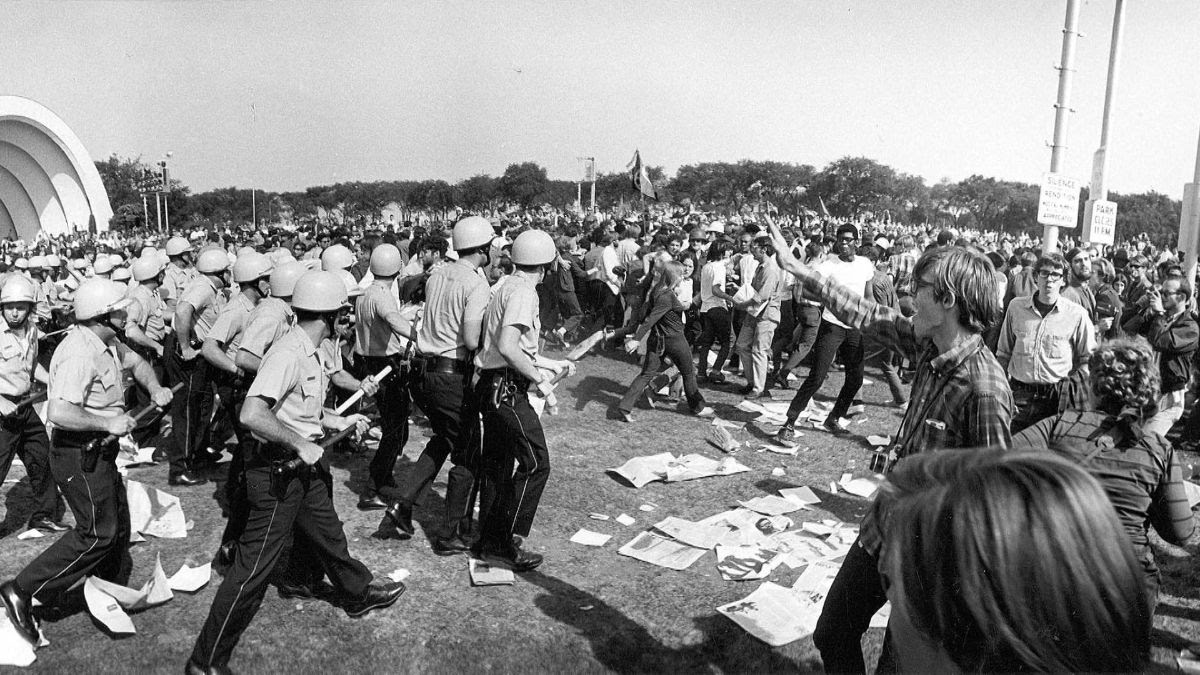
{"left": 1037, "top": 172, "right": 1083, "bottom": 229}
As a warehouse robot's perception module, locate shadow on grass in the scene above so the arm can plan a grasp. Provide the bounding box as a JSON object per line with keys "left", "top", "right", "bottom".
{"left": 568, "top": 375, "right": 625, "bottom": 412}
{"left": 522, "top": 569, "right": 811, "bottom": 673}
{"left": 1, "top": 477, "right": 35, "bottom": 537}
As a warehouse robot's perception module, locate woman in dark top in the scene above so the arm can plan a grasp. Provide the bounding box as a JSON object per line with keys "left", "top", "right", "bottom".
{"left": 1013, "top": 336, "right": 1193, "bottom": 598}
{"left": 615, "top": 261, "right": 712, "bottom": 422}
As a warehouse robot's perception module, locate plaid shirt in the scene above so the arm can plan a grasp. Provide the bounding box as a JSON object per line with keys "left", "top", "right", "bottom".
{"left": 803, "top": 272, "right": 1014, "bottom": 558}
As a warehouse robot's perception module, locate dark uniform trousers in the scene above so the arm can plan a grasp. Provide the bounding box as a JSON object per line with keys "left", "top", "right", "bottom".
{"left": 399, "top": 356, "right": 479, "bottom": 534}
{"left": 0, "top": 404, "right": 62, "bottom": 524}
{"left": 191, "top": 456, "right": 372, "bottom": 669}
{"left": 126, "top": 345, "right": 166, "bottom": 447}
{"left": 361, "top": 354, "right": 409, "bottom": 492}
{"left": 163, "top": 332, "right": 215, "bottom": 476}
{"left": 475, "top": 369, "right": 550, "bottom": 549}
{"left": 14, "top": 430, "right": 132, "bottom": 600}
{"left": 212, "top": 371, "right": 249, "bottom": 545}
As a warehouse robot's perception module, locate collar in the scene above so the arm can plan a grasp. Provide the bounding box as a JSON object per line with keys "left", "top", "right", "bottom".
{"left": 74, "top": 324, "right": 110, "bottom": 354}
{"left": 930, "top": 333, "right": 984, "bottom": 374}
{"left": 1022, "top": 295, "right": 1061, "bottom": 312}
{"left": 0, "top": 320, "right": 35, "bottom": 342}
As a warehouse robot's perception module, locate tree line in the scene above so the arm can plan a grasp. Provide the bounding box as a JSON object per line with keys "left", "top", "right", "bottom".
{"left": 95, "top": 154, "right": 1184, "bottom": 245}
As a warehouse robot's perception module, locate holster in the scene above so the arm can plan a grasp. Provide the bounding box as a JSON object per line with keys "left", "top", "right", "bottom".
{"left": 80, "top": 436, "right": 119, "bottom": 473}
{"left": 480, "top": 369, "right": 528, "bottom": 411}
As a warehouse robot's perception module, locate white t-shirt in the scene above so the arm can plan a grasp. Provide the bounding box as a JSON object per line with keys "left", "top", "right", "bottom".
{"left": 815, "top": 256, "right": 875, "bottom": 328}
{"left": 699, "top": 260, "right": 728, "bottom": 313}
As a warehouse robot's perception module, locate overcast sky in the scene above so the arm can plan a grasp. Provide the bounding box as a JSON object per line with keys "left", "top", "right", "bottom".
{"left": 2, "top": 1, "right": 1198, "bottom": 197}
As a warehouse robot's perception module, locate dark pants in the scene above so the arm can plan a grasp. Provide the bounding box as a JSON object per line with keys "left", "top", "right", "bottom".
{"left": 584, "top": 281, "right": 621, "bottom": 334}
{"left": 695, "top": 307, "right": 733, "bottom": 375}
{"left": 786, "top": 321, "right": 864, "bottom": 424}
{"left": 15, "top": 431, "right": 131, "bottom": 601}
{"left": 0, "top": 405, "right": 61, "bottom": 524}
{"left": 1010, "top": 380, "right": 1061, "bottom": 433}
{"left": 813, "top": 540, "right": 888, "bottom": 674}
{"left": 476, "top": 371, "right": 550, "bottom": 548}
{"left": 213, "top": 373, "right": 249, "bottom": 545}
{"left": 163, "top": 333, "right": 214, "bottom": 477}
{"left": 191, "top": 463, "right": 373, "bottom": 669}
{"left": 362, "top": 355, "right": 410, "bottom": 492}
{"left": 783, "top": 304, "right": 823, "bottom": 370}
{"left": 865, "top": 337, "right": 907, "bottom": 404}
{"left": 399, "top": 361, "right": 479, "bottom": 535}
{"left": 619, "top": 334, "right": 705, "bottom": 414}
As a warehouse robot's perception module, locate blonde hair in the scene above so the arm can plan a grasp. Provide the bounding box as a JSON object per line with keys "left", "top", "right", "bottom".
{"left": 876, "top": 449, "right": 1150, "bottom": 672}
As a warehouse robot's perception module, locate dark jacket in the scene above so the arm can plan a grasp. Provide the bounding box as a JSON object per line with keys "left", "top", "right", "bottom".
{"left": 1123, "top": 309, "right": 1200, "bottom": 394}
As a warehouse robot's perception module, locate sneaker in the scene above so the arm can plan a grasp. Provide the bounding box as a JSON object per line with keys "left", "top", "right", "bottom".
{"left": 617, "top": 410, "right": 634, "bottom": 423}
{"left": 707, "top": 371, "right": 727, "bottom": 384}
{"left": 693, "top": 406, "right": 715, "bottom": 417}
{"left": 776, "top": 425, "right": 797, "bottom": 443}
{"left": 822, "top": 418, "right": 850, "bottom": 435}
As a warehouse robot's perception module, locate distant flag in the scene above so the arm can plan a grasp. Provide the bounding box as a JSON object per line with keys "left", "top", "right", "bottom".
{"left": 818, "top": 196, "right": 831, "bottom": 219}
{"left": 627, "top": 150, "right": 658, "bottom": 200}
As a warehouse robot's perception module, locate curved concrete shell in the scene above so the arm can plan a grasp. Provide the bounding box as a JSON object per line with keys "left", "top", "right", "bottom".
{"left": 0, "top": 95, "right": 113, "bottom": 240}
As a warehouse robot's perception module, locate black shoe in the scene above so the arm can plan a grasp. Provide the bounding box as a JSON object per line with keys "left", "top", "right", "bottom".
{"left": 774, "top": 371, "right": 791, "bottom": 390}
{"left": 357, "top": 492, "right": 388, "bottom": 511}
{"left": 27, "top": 518, "right": 69, "bottom": 533}
{"left": 483, "top": 542, "right": 544, "bottom": 572}
{"left": 169, "top": 472, "right": 208, "bottom": 487}
{"left": 213, "top": 541, "right": 236, "bottom": 571}
{"left": 343, "top": 581, "right": 406, "bottom": 618}
{"left": 151, "top": 448, "right": 167, "bottom": 463}
{"left": 431, "top": 534, "right": 471, "bottom": 556}
{"left": 822, "top": 419, "right": 849, "bottom": 436}
{"left": 186, "top": 659, "right": 233, "bottom": 675}
{"left": 0, "top": 580, "right": 38, "bottom": 645}
{"left": 735, "top": 384, "right": 754, "bottom": 395}
{"left": 373, "top": 503, "right": 414, "bottom": 540}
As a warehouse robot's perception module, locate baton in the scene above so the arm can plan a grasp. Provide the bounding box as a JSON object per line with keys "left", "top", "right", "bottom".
{"left": 80, "top": 383, "right": 184, "bottom": 471}
{"left": 564, "top": 329, "right": 610, "bottom": 361}
{"left": 6, "top": 388, "right": 47, "bottom": 410}
{"left": 38, "top": 327, "right": 70, "bottom": 341}
{"left": 272, "top": 365, "right": 392, "bottom": 475}
{"left": 333, "top": 365, "right": 392, "bottom": 415}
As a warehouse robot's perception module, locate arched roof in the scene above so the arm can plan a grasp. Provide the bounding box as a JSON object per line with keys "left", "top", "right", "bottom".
{"left": 0, "top": 95, "right": 112, "bottom": 240}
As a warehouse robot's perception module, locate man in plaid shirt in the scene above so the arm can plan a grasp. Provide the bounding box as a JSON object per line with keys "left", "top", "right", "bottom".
{"left": 766, "top": 220, "right": 1012, "bottom": 673}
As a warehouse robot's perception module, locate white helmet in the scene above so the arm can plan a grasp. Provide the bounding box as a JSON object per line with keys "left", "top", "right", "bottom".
{"left": 369, "top": 244, "right": 403, "bottom": 277}
{"left": 0, "top": 275, "right": 37, "bottom": 304}
{"left": 291, "top": 271, "right": 350, "bottom": 313}
{"left": 320, "top": 244, "right": 356, "bottom": 271}
{"left": 14, "top": 258, "right": 28, "bottom": 270}
{"left": 111, "top": 267, "right": 132, "bottom": 282}
{"left": 452, "top": 216, "right": 496, "bottom": 251}
{"left": 28, "top": 255, "right": 46, "bottom": 269}
{"left": 45, "top": 254, "right": 62, "bottom": 268}
{"left": 232, "top": 252, "right": 274, "bottom": 283}
{"left": 269, "top": 261, "right": 308, "bottom": 298}
{"left": 92, "top": 257, "right": 115, "bottom": 275}
{"left": 74, "top": 279, "right": 133, "bottom": 320}
{"left": 107, "top": 253, "right": 124, "bottom": 267}
{"left": 165, "top": 236, "right": 193, "bottom": 257}
{"left": 510, "top": 230, "right": 556, "bottom": 266}
{"left": 336, "top": 269, "right": 363, "bottom": 298}
{"left": 196, "top": 248, "right": 231, "bottom": 274}
{"left": 132, "top": 256, "right": 166, "bottom": 282}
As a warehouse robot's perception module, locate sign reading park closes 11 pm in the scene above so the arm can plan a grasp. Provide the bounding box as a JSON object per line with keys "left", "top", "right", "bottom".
{"left": 1086, "top": 199, "right": 1117, "bottom": 245}
{"left": 1037, "top": 172, "right": 1083, "bottom": 229}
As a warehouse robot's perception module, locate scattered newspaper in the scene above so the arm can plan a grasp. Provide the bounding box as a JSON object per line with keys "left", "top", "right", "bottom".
{"left": 617, "top": 531, "right": 708, "bottom": 570}
{"left": 715, "top": 544, "right": 786, "bottom": 581}
{"left": 468, "top": 558, "right": 514, "bottom": 586}
{"left": 125, "top": 479, "right": 188, "bottom": 538}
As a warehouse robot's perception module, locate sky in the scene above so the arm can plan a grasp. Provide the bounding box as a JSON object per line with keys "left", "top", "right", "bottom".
{"left": 2, "top": 1, "right": 1198, "bottom": 197}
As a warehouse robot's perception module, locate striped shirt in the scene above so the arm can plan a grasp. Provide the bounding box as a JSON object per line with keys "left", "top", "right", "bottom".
{"left": 798, "top": 270, "right": 1013, "bottom": 558}
{"left": 1013, "top": 410, "right": 1193, "bottom": 584}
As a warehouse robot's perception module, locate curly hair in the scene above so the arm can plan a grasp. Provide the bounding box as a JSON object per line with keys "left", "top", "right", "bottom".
{"left": 1089, "top": 336, "right": 1160, "bottom": 417}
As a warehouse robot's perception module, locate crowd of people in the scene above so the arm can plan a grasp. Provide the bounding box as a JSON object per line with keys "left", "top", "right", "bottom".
{"left": 0, "top": 205, "right": 1196, "bottom": 672}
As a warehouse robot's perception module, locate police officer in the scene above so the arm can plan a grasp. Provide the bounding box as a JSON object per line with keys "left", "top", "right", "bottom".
{"left": 0, "top": 279, "right": 173, "bottom": 646}
{"left": 376, "top": 218, "right": 490, "bottom": 554}
{"left": 0, "top": 275, "right": 63, "bottom": 533}
{"left": 353, "top": 243, "right": 418, "bottom": 511}
{"left": 125, "top": 255, "right": 170, "bottom": 448}
{"left": 162, "top": 236, "right": 198, "bottom": 319}
{"left": 164, "top": 248, "right": 231, "bottom": 486}
{"left": 472, "top": 230, "right": 574, "bottom": 571}
{"left": 188, "top": 271, "right": 405, "bottom": 673}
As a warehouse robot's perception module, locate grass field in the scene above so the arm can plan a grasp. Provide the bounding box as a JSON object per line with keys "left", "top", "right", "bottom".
{"left": 1, "top": 346, "right": 1197, "bottom": 673}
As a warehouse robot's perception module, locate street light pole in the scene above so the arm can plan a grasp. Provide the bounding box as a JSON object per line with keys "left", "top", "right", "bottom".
{"left": 1041, "top": 0, "right": 1082, "bottom": 254}
{"left": 1179, "top": 128, "right": 1200, "bottom": 303}
{"left": 1082, "top": 0, "right": 1126, "bottom": 247}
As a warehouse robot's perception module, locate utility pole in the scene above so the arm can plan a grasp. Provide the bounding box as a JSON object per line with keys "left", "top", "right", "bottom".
{"left": 1041, "top": 0, "right": 1082, "bottom": 254}
{"left": 1179, "top": 128, "right": 1200, "bottom": 303}
{"left": 251, "top": 188, "right": 257, "bottom": 227}
{"left": 1082, "top": 0, "right": 1126, "bottom": 247}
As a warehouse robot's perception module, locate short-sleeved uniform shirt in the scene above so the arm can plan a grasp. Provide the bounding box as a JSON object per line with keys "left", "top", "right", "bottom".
{"left": 238, "top": 297, "right": 295, "bottom": 360}
{"left": 125, "top": 284, "right": 167, "bottom": 341}
{"left": 48, "top": 326, "right": 126, "bottom": 425}
{"left": 246, "top": 325, "right": 330, "bottom": 442}
{"left": 0, "top": 321, "right": 39, "bottom": 397}
{"left": 416, "top": 261, "right": 489, "bottom": 360}
{"left": 177, "top": 276, "right": 226, "bottom": 343}
{"left": 206, "top": 291, "right": 255, "bottom": 359}
{"left": 355, "top": 282, "right": 409, "bottom": 357}
{"left": 475, "top": 273, "right": 540, "bottom": 371}
{"left": 162, "top": 264, "right": 197, "bottom": 305}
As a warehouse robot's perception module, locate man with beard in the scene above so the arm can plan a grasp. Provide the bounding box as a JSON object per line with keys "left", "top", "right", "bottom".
{"left": 1061, "top": 247, "right": 1096, "bottom": 321}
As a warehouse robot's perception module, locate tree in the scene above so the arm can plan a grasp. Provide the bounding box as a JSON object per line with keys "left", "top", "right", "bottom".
{"left": 812, "top": 156, "right": 899, "bottom": 218}
{"left": 94, "top": 154, "right": 189, "bottom": 231}
{"left": 454, "top": 174, "right": 498, "bottom": 210}
{"left": 1110, "top": 191, "right": 1181, "bottom": 247}
{"left": 498, "top": 162, "right": 551, "bottom": 208}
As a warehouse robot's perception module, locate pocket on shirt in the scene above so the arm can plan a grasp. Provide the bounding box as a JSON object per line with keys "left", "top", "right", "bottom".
{"left": 0, "top": 343, "right": 20, "bottom": 359}
{"left": 1041, "top": 333, "right": 1067, "bottom": 360}
{"left": 300, "top": 378, "right": 322, "bottom": 400}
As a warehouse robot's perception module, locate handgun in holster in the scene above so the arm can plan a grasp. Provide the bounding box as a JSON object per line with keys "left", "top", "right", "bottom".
{"left": 80, "top": 436, "right": 120, "bottom": 473}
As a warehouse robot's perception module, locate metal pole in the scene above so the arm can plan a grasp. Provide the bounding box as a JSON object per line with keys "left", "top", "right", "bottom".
{"left": 1041, "top": 0, "right": 1082, "bottom": 254}
{"left": 1082, "top": 0, "right": 1126, "bottom": 246}
{"left": 155, "top": 191, "right": 163, "bottom": 232}
{"left": 142, "top": 193, "right": 149, "bottom": 231}
{"left": 590, "top": 181, "right": 596, "bottom": 212}
{"left": 577, "top": 182, "right": 581, "bottom": 209}
{"left": 162, "top": 163, "right": 170, "bottom": 233}
{"left": 251, "top": 189, "right": 257, "bottom": 227}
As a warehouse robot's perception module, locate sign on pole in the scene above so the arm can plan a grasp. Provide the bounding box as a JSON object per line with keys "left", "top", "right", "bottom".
{"left": 1084, "top": 199, "right": 1117, "bottom": 245}
{"left": 1037, "top": 172, "right": 1083, "bottom": 229}
{"left": 583, "top": 158, "right": 596, "bottom": 183}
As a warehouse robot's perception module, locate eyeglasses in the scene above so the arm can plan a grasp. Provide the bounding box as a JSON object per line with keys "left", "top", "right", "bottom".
{"left": 1159, "top": 289, "right": 1181, "bottom": 298}
{"left": 1035, "top": 270, "right": 1063, "bottom": 280}
{"left": 1127, "top": 264, "right": 1143, "bottom": 270}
